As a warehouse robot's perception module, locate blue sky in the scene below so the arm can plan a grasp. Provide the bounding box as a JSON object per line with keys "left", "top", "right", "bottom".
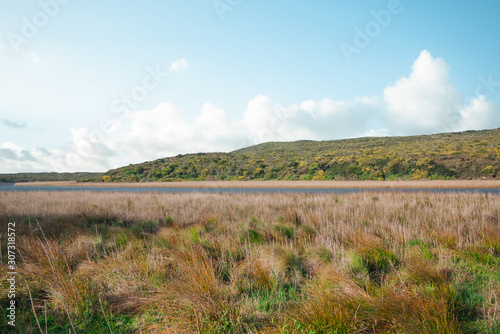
{"left": 1, "top": 0, "right": 500, "bottom": 172}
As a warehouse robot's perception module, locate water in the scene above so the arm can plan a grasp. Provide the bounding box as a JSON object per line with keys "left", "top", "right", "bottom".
{"left": 1, "top": 183, "right": 499, "bottom": 195}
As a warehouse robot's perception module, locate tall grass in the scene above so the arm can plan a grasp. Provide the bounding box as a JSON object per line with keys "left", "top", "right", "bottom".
{"left": 1, "top": 191, "right": 499, "bottom": 333}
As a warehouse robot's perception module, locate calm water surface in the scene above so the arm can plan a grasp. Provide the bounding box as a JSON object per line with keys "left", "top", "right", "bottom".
{"left": 1, "top": 183, "right": 499, "bottom": 195}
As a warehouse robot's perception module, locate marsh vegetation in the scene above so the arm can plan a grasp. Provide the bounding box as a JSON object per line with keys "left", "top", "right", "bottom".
{"left": 1, "top": 191, "right": 499, "bottom": 333}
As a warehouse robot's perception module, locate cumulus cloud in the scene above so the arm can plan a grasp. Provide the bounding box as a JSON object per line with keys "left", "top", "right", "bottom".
{"left": 457, "top": 95, "right": 500, "bottom": 131}
{"left": 169, "top": 58, "right": 189, "bottom": 72}
{"left": 242, "top": 95, "right": 385, "bottom": 142}
{"left": 384, "top": 50, "right": 463, "bottom": 134}
{"left": 102, "top": 103, "right": 248, "bottom": 165}
{"left": 69, "top": 127, "right": 117, "bottom": 169}
{"left": 2, "top": 50, "right": 499, "bottom": 172}
{"left": 237, "top": 51, "right": 497, "bottom": 142}
{"left": 383, "top": 50, "right": 499, "bottom": 134}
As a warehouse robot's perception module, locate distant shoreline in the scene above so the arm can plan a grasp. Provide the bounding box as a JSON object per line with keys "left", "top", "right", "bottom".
{"left": 13, "top": 180, "right": 500, "bottom": 189}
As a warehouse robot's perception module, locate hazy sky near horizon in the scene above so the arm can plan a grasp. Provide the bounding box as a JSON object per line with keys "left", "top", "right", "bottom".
{"left": 1, "top": 0, "right": 500, "bottom": 172}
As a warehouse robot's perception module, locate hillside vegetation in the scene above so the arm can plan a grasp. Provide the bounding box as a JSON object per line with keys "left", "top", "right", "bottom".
{"left": 103, "top": 129, "right": 500, "bottom": 182}
{"left": 0, "top": 172, "right": 104, "bottom": 183}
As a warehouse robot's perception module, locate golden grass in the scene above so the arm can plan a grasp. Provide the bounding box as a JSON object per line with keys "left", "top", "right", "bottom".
{"left": 1, "top": 191, "right": 499, "bottom": 333}
{"left": 15, "top": 179, "right": 500, "bottom": 188}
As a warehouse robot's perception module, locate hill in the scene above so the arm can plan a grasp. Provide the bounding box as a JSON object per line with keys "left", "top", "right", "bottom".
{"left": 0, "top": 172, "right": 104, "bottom": 183}
{"left": 102, "top": 129, "right": 500, "bottom": 182}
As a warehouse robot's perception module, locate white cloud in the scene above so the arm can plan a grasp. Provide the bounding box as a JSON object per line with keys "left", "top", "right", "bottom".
{"left": 169, "top": 58, "right": 189, "bottom": 72}
{"left": 194, "top": 103, "right": 245, "bottom": 147}
{"left": 383, "top": 50, "right": 499, "bottom": 134}
{"left": 242, "top": 95, "right": 385, "bottom": 143}
{"left": 2, "top": 50, "right": 499, "bottom": 172}
{"left": 384, "top": 50, "right": 463, "bottom": 134}
{"left": 61, "top": 103, "right": 248, "bottom": 169}
{"left": 457, "top": 95, "right": 500, "bottom": 131}
{"left": 0, "top": 142, "right": 69, "bottom": 173}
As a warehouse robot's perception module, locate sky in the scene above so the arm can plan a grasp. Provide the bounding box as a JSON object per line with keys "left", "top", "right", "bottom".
{"left": 1, "top": 0, "right": 500, "bottom": 173}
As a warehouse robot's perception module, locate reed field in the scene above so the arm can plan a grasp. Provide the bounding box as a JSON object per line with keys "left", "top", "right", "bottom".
{"left": 1, "top": 190, "right": 499, "bottom": 333}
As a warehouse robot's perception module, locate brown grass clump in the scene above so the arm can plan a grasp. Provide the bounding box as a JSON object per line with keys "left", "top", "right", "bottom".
{"left": 286, "top": 266, "right": 370, "bottom": 333}
{"left": 287, "top": 266, "right": 460, "bottom": 333}
{"left": 234, "top": 258, "right": 275, "bottom": 294}
{"left": 143, "top": 247, "right": 247, "bottom": 333}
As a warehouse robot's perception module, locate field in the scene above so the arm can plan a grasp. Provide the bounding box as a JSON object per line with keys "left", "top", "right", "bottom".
{"left": 1, "top": 190, "right": 500, "bottom": 333}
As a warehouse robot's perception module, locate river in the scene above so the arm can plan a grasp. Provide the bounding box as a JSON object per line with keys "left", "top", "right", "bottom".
{"left": 1, "top": 183, "right": 499, "bottom": 195}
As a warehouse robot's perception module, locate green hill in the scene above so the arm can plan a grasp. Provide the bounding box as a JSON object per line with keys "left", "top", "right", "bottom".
{"left": 103, "top": 129, "right": 500, "bottom": 182}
